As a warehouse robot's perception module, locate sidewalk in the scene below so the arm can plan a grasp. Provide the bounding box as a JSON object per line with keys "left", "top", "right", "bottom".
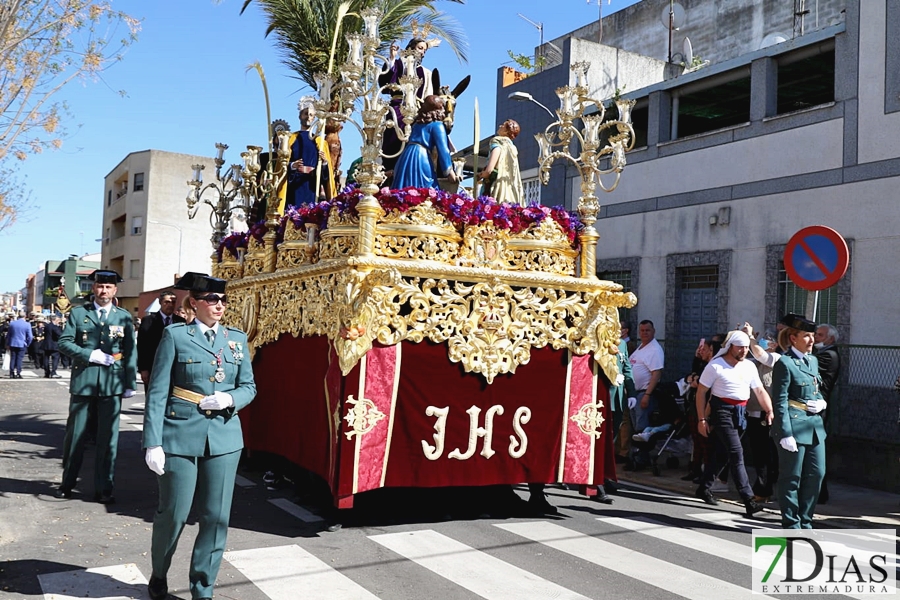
{"left": 615, "top": 462, "right": 900, "bottom": 529}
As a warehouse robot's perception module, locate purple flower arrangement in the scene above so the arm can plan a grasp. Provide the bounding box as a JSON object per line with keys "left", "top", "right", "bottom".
{"left": 329, "top": 185, "right": 584, "bottom": 246}
{"left": 217, "top": 186, "right": 585, "bottom": 260}
{"left": 217, "top": 231, "right": 249, "bottom": 261}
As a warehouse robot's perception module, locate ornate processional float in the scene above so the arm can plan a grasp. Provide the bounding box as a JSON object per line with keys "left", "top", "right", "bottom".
{"left": 190, "top": 11, "right": 637, "bottom": 508}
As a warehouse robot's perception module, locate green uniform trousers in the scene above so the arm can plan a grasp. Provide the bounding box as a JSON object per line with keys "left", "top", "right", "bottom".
{"left": 61, "top": 394, "right": 121, "bottom": 494}
{"left": 776, "top": 434, "right": 825, "bottom": 529}
{"left": 151, "top": 449, "right": 240, "bottom": 600}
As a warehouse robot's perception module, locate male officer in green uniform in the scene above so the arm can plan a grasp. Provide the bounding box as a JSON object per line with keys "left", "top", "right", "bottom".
{"left": 142, "top": 273, "right": 255, "bottom": 600}
{"left": 57, "top": 269, "right": 137, "bottom": 502}
{"left": 771, "top": 314, "right": 827, "bottom": 529}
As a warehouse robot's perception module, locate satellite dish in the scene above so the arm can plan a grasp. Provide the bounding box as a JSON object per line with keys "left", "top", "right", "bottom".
{"left": 683, "top": 37, "right": 693, "bottom": 65}
{"left": 660, "top": 2, "right": 686, "bottom": 30}
{"left": 760, "top": 32, "right": 789, "bottom": 49}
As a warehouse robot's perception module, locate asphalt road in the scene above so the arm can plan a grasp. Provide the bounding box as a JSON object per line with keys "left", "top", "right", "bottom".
{"left": 0, "top": 364, "right": 888, "bottom": 600}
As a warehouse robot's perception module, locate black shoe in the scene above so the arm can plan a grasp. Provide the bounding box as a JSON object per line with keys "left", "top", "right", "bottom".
{"left": 93, "top": 491, "right": 116, "bottom": 504}
{"left": 681, "top": 470, "right": 700, "bottom": 481}
{"left": 745, "top": 498, "right": 764, "bottom": 517}
{"left": 148, "top": 575, "right": 168, "bottom": 600}
{"left": 694, "top": 487, "right": 718, "bottom": 505}
{"left": 54, "top": 487, "right": 72, "bottom": 499}
{"left": 51, "top": 374, "right": 62, "bottom": 378}
{"left": 593, "top": 485, "right": 614, "bottom": 504}
{"left": 528, "top": 494, "right": 560, "bottom": 515}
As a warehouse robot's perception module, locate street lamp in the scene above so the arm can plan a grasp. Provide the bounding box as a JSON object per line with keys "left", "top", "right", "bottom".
{"left": 508, "top": 91, "right": 556, "bottom": 119}
{"left": 533, "top": 61, "right": 636, "bottom": 280}
{"left": 148, "top": 220, "right": 184, "bottom": 276}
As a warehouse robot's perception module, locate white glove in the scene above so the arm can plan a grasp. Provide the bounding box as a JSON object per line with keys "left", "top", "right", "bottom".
{"left": 627, "top": 397, "right": 637, "bottom": 410}
{"left": 615, "top": 374, "right": 625, "bottom": 386}
{"left": 145, "top": 446, "right": 165, "bottom": 475}
{"left": 199, "top": 391, "right": 234, "bottom": 410}
{"left": 122, "top": 389, "right": 136, "bottom": 398}
{"left": 89, "top": 349, "right": 115, "bottom": 366}
{"left": 805, "top": 399, "right": 827, "bottom": 414}
{"left": 779, "top": 436, "right": 799, "bottom": 452}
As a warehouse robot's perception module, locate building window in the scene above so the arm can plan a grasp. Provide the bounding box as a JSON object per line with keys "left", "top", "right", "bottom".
{"left": 673, "top": 69, "right": 751, "bottom": 139}
{"left": 131, "top": 216, "right": 143, "bottom": 236}
{"left": 133, "top": 172, "right": 145, "bottom": 192}
{"left": 107, "top": 190, "right": 112, "bottom": 206}
{"left": 129, "top": 259, "right": 140, "bottom": 279}
{"left": 79, "top": 279, "right": 92, "bottom": 293}
{"left": 522, "top": 177, "right": 542, "bottom": 205}
{"left": 776, "top": 262, "right": 837, "bottom": 325}
{"left": 630, "top": 101, "right": 649, "bottom": 148}
{"left": 599, "top": 269, "right": 634, "bottom": 329}
{"left": 777, "top": 46, "right": 835, "bottom": 115}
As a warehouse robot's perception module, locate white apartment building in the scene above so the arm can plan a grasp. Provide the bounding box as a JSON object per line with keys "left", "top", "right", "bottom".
{"left": 102, "top": 150, "right": 220, "bottom": 314}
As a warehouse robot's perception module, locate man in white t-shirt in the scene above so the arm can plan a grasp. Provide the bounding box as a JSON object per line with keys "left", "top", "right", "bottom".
{"left": 693, "top": 330, "right": 774, "bottom": 517}
{"left": 628, "top": 320, "right": 665, "bottom": 433}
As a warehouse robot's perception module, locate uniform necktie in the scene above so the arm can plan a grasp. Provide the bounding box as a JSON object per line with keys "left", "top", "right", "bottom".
{"left": 205, "top": 329, "right": 215, "bottom": 346}
{"left": 98, "top": 307, "right": 107, "bottom": 325}
{"left": 163, "top": 315, "right": 170, "bottom": 327}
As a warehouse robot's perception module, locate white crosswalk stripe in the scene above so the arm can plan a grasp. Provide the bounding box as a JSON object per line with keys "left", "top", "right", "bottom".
{"left": 40, "top": 512, "right": 873, "bottom": 600}
{"left": 38, "top": 563, "right": 147, "bottom": 599}
{"left": 224, "top": 545, "right": 380, "bottom": 599}
{"left": 685, "top": 511, "right": 782, "bottom": 531}
{"left": 369, "top": 529, "right": 591, "bottom": 600}
{"left": 496, "top": 520, "right": 779, "bottom": 600}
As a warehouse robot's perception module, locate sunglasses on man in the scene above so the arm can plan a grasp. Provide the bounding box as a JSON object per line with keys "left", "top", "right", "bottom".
{"left": 196, "top": 294, "right": 228, "bottom": 305}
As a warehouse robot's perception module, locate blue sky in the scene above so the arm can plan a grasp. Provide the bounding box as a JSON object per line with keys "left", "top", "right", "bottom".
{"left": 0, "top": 0, "right": 640, "bottom": 293}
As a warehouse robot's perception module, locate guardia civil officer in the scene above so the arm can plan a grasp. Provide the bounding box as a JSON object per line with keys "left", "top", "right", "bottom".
{"left": 57, "top": 270, "right": 137, "bottom": 503}
{"left": 771, "top": 314, "right": 827, "bottom": 529}
{"left": 142, "top": 273, "right": 256, "bottom": 600}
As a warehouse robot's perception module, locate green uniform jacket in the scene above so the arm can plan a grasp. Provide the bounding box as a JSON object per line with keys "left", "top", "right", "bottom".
{"left": 142, "top": 323, "right": 256, "bottom": 457}
{"left": 59, "top": 303, "right": 137, "bottom": 396}
{"left": 771, "top": 351, "right": 827, "bottom": 445}
{"left": 609, "top": 339, "right": 637, "bottom": 412}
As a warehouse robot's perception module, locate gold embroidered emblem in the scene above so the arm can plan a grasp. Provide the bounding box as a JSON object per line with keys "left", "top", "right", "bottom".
{"left": 570, "top": 401, "right": 605, "bottom": 438}
{"left": 343, "top": 395, "right": 386, "bottom": 439}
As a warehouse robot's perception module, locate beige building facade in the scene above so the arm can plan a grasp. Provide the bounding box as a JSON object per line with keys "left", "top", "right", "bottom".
{"left": 101, "top": 150, "right": 218, "bottom": 315}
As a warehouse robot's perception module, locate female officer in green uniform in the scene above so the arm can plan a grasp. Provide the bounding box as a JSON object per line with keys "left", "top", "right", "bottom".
{"left": 142, "top": 273, "right": 256, "bottom": 600}
{"left": 771, "top": 314, "right": 827, "bottom": 529}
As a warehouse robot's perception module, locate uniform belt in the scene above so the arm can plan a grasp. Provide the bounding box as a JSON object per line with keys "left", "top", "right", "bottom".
{"left": 172, "top": 386, "right": 205, "bottom": 405}
{"left": 788, "top": 399, "right": 809, "bottom": 411}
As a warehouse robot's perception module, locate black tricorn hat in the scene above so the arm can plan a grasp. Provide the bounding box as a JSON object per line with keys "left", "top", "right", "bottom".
{"left": 174, "top": 272, "right": 227, "bottom": 294}
{"left": 89, "top": 269, "right": 123, "bottom": 283}
{"left": 780, "top": 313, "right": 817, "bottom": 333}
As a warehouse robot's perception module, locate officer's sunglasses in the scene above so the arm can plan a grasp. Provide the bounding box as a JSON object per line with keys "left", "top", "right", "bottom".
{"left": 196, "top": 294, "right": 228, "bottom": 305}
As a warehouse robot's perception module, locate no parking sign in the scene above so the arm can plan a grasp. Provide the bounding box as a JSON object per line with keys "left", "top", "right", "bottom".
{"left": 783, "top": 225, "right": 849, "bottom": 291}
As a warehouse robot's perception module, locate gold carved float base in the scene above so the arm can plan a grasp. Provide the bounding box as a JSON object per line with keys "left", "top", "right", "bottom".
{"left": 221, "top": 255, "right": 636, "bottom": 385}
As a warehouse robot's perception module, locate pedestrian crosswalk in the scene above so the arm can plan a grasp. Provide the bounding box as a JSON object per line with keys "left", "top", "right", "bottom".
{"left": 35, "top": 509, "right": 808, "bottom": 600}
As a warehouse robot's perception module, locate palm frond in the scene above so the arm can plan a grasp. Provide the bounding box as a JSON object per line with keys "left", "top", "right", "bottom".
{"left": 242, "top": 0, "right": 468, "bottom": 90}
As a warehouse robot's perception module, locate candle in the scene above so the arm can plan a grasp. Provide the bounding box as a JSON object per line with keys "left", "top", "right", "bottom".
{"left": 215, "top": 143, "right": 228, "bottom": 161}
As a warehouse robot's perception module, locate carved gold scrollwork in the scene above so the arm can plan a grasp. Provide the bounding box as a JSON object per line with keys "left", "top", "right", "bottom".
{"left": 275, "top": 243, "right": 310, "bottom": 270}
{"left": 221, "top": 263, "right": 637, "bottom": 384}
{"left": 457, "top": 223, "right": 509, "bottom": 269}
{"left": 343, "top": 394, "right": 386, "bottom": 439}
{"left": 240, "top": 288, "right": 259, "bottom": 359}
{"left": 570, "top": 400, "right": 606, "bottom": 438}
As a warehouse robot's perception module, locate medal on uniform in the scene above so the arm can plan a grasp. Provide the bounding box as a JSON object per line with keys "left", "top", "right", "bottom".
{"left": 214, "top": 349, "right": 225, "bottom": 382}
